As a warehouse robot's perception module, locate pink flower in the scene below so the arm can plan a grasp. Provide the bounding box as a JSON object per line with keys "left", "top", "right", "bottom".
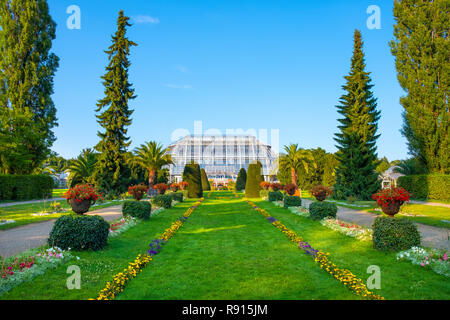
{"left": 421, "top": 263, "right": 425, "bottom": 267}
{"left": 444, "top": 253, "right": 448, "bottom": 261}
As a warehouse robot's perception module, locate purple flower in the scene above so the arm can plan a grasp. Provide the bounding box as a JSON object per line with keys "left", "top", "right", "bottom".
{"left": 267, "top": 217, "right": 277, "bottom": 223}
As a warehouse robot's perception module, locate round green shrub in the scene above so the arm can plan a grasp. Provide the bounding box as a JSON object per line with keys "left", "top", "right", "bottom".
{"left": 122, "top": 201, "right": 151, "bottom": 220}
{"left": 235, "top": 168, "right": 247, "bottom": 191}
{"left": 48, "top": 215, "right": 110, "bottom": 251}
{"left": 372, "top": 217, "right": 421, "bottom": 251}
{"left": 152, "top": 194, "right": 172, "bottom": 209}
{"left": 183, "top": 163, "right": 203, "bottom": 198}
{"left": 245, "top": 163, "right": 263, "bottom": 198}
{"left": 284, "top": 196, "right": 302, "bottom": 208}
{"left": 269, "top": 191, "right": 284, "bottom": 202}
{"left": 309, "top": 202, "right": 338, "bottom": 220}
{"left": 168, "top": 192, "right": 183, "bottom": 203}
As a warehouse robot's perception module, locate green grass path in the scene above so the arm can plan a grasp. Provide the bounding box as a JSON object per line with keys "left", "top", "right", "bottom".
{"left": 118, "top": 192, "right": 355, "bottom": 300}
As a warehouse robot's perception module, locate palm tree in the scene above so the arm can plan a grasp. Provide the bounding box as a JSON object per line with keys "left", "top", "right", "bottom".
{"left": 393, "top": 158, "right": 427, "bottom": 175}
{"left": 68, "top": 149, "right": 98, "bottom": 187}
{"left": 279, "top": 144, "right": 314, "bottom": 186}
{"left": 130, "top": 141, "right": 173, "bottom": 188}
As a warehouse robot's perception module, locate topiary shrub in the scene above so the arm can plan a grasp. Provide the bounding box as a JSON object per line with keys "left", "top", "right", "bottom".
{"left": 169, "top": 192, "right": 183, "bottom": 203}
{"left": 122, "top": 201, "right": 151, "bottom": 220}
{"left": 152, "top": 194, "right": 172, "bottom": 209}
{"left": 284, "top": 196, "right": 302, "bottom": 208}
{"left": 269, "top": 191, "right": 284, "bottom": 202}
{"left": 182, "top": 163, "right": 203, "bottom": 198}
{"left": 235, "top": 168, "right": 247, "bottom": 191}
{"left": 245, "top": 163, "right": 263, "bottom": 198}
{"left": 48, "top": 215, "right": 110, "bottom": 251}
{"left": 309, "top": 202, "right": 338, "bottom": 220}
{"left": 200, "top": 169, "right": 211, "bottom": 191}
{"left": 372, "top": 217, "right": 421, "bottom": 251}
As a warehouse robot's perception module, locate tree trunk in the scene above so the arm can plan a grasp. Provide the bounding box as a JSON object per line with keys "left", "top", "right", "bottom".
{"left": 290, "top": 168, "right": 298, "bottom": 186}
{"left": 148, "top": 169, "right": 156, "bottom": 188}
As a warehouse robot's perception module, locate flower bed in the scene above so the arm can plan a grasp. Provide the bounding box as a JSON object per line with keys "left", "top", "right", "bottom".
{"left": 397, "top": 247, "right": 449, "bottom": 277}
{"left": 246, "top": 200, "right": 384, "bottom": 300}
{"left": 109, "top": 216, "right": 138, "bottom": 238}
{"left": 288, "top": 206, "right": 310, "bottom": 218}
{"left": 0, "top": 247, "right": 73, "bottom": 297}
{"left": 321, "top": 218, "right": 373, "bottom": 241}
{"left": 95, "top": 198, "right": 205, "bottom": 300}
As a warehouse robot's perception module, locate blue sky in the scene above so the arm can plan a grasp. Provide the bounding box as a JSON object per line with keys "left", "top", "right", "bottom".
{"left": 48, "top": 0, "right": 408, "bottom": 161}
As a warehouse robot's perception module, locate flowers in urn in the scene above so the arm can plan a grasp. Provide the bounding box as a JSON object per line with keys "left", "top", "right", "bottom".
{"left": 128, "top": 184, "right": 149, "bottom": 201}
{"left": 372, "top": 187, "right": 410, "bottom": 217}
{"left": 63, "top": 184, "right": 103, "bottom": 215}
{"left": 311, "top": 185, "right": 332, "bottom": 202}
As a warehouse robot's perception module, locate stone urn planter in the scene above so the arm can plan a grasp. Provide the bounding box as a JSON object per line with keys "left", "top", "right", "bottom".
{"left": 69, "top": 198, "right": 95, "bottom": 215}
{"left": 314, "top": 192, "right": 327, "bottom": 202}
{"left": 381, "top": 200, "right": 404, "bottom": 218}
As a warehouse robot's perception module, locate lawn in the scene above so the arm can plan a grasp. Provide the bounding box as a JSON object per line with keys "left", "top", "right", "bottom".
{"left": 52, "top": 189, "right": 68, "bottom": 198}
{"left": 1, "top": 191, "right": 448, "bottom": 300}
{"left": 0, "top": 200, "right": 126, "bottom": 231}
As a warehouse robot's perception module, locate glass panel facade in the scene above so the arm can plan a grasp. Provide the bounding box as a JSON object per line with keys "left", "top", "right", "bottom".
{"left": 166, "top": 135, "right": 277, "bottom": 182}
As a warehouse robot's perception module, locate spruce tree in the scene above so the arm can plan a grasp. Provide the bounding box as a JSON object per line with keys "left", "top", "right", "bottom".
{"left": 0, "top": 0, "right": 59, "bottom": 174}
{"left": 235, "top": 168, "right": 247, "bottom": 191}
{"left": 334, "top": 30, "right": 381, "bottom": 200}
{"left": 390, "top": 0, "right": 449, "bottom": 174}
{"left": 93, "top": 11, "right": 137, "bottom": 194}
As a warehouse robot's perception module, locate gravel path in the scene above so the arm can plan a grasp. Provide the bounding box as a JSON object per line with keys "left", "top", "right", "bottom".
{"left": 409, "top": 200, "right": 450, "bottom": 208}
{"left": 302, "top": 199, "right": 450, "bottom": 251}
{"left": 0, "top": 205, "right": 123, "bottom": 258}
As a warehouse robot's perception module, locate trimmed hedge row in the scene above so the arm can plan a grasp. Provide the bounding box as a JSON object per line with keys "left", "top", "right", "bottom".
{"left": 0, "top": 175, "right": 54, "bottom": 201}
{"left": 168, "top": 192, "right": 184, "bottom": 203}
{"left": 122, "top": 201, "right": 152, "bottom": 220}
{"left": 268, "top": 191, "right": 284, "bottom": 202}
{"left": 48, "top": 215, "right": 110, "bottom": 251}
{"left": 397, "top": 174, "right": 450, "bottom": 200}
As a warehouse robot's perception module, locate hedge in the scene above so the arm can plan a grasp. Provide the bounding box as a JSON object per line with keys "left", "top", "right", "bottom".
{"left": 122, "top": 201, "right": 152, "bottom": 220}
{"left": 182, "top": 163, "right": 203, "bottom": 198}
{"left": 245, "top": 162, "right": 263, "bottom": 198}
{"left": 48, "top": 215, "right": 110, "bottom": 251}
{"left": 397, "top": 174, "right": 450, "bottom": 201}
{"left": 0, "top": 175, "right": 54, "bottom": 201}
{"left": 372, "top": 217, "right": 421, "bottom": 251}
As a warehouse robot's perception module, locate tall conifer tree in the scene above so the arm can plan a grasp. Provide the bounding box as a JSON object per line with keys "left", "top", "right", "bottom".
{"left": 94, "top": 10, "right": 137, "bottom": 194}
{"left": 390, "top": 0, "right": 449, "bottom": 173}
{"left": 0, "top": 0, "right": 59, "bottom": 174}
{"left": 334, "top": 30, "right": 381, "bottom": 200}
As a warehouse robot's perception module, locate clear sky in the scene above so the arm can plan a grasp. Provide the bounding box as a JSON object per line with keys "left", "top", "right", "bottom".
{"left": 48, "top": 0, "right": 408, "bottom": 161}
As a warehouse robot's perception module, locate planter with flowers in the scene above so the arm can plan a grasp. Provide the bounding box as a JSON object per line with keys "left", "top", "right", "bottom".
{"left": 311, "top": 185, "right": 332, "bottom": 202}
{"left": 128, "top": 184, "right": 149, "bottom": 201}
{"left": 284, "top": 184, "right": 297, "bottom": 196}
{"left": 154, "top": 183, "right": 169, "bottom": 195}
{"left": 372, "top": 187, "right": 410, "bottom": 217}
{"left": 63, "top": 184, "right": 103, "bottom": 215}
{"left": 170, "top": 183, "right": 180, "bottom": 192}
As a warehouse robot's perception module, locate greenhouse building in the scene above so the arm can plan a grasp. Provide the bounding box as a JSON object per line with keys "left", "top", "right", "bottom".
{"left": 166, "top": 135, "right": 277, "bottom": 186}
